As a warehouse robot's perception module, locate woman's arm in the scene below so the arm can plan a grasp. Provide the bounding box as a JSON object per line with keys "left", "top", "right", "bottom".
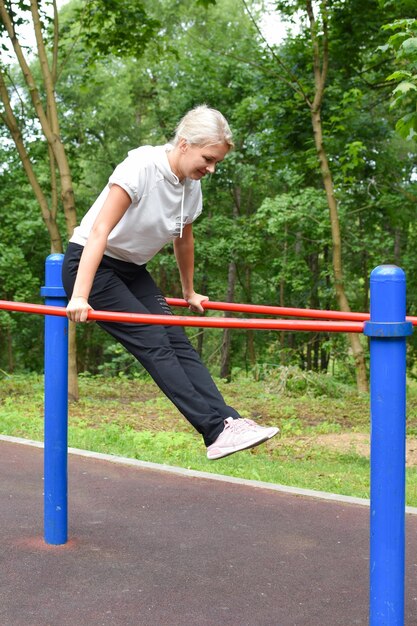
{"left": 66, "top": 184, "right": 132, "bottom": 322}
{"left": 173, "top": 223, "right": 208, "bottom": 313}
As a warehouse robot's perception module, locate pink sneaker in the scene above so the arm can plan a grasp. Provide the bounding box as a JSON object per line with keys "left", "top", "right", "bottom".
{"left": 241, "top": 418, "right": 280, "bottom": 440}
{"left": 207, "top": 417, "right": 277, "bottom": 460}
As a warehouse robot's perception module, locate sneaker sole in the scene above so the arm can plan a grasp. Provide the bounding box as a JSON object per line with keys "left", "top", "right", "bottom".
{"left": 207, "top": 434, "right": 269, "bottom": 460}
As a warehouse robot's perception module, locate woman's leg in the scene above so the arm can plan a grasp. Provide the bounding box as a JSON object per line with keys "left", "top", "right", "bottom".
{"left": 62, "top": 245, "right": 279, "bottom": 457}
{"left": 62, "top": 245, "right": 227, "bottom": 445}
{"left": 129, "top": 274, "right": 241, "bottom": 421}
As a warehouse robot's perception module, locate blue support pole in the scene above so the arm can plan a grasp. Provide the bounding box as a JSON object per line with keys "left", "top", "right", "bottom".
{"left": 40, "top": 254, "right": 68, "bottom": 545}
{"left": 364, "top": 265, "right": 413, "bottom": 625}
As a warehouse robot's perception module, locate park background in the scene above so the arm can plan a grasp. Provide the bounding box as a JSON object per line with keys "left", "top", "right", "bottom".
{"left": 1, "top": 0, "right": 417, "bottom": 502}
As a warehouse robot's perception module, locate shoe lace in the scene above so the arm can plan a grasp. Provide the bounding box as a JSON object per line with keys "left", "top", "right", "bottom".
{"left": 242, "top": 418, "right": 259, "bottom": 428}
{"left": 226, "top": 418, "right": 258, "bottom": 433}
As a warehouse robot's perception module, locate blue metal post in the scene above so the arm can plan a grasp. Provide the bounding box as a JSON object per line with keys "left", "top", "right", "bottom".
{"left": 364, "top": 265, "right": 413, "bottom": 625}
{"left": 40, "top": 254, "right": 68, "bottom": 545}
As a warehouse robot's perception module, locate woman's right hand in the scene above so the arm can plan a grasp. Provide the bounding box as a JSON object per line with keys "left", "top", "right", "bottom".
{"left": 66, "top": 296, "right": 93, "bottom": 323}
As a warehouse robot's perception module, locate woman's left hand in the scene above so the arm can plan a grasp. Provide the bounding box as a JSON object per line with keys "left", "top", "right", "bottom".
{"left": 186, "top": 292, "right": 209, "bottom": 313}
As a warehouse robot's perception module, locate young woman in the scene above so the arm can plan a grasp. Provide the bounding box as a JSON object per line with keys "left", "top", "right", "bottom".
{"left": 63, "top": 105, "right": 278, "bottom": 460}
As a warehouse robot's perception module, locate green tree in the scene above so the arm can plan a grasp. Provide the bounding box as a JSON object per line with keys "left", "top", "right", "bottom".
{"left": 0, "top": 0, "right": 158, "bottom": 390}
{"left": 382, "top": 17, "right": 417, "bottom": 140}
{"left": 3, "top": 0, "right": 416, "bottom": 384}
{"left": 0, "top": 140, "right": 48, "bottom": 372}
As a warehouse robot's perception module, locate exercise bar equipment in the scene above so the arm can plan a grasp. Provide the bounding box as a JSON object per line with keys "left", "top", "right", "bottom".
{"left": 0, "top": 254, "right": 412, "bottom": 625}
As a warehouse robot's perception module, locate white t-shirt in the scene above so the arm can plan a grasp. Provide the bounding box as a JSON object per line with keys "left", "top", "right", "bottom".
{"left": 70, "top": 144, "right": 203, "bottom": 265}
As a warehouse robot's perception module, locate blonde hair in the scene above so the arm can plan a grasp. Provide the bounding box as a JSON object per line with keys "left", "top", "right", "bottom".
{"left": 173, "top": 105, "right": 234, "bottom": 150}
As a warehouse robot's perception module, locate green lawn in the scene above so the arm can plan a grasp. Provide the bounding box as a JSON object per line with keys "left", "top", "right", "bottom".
{"left": 1, "top": 372, "right": 417, "bottom": 506}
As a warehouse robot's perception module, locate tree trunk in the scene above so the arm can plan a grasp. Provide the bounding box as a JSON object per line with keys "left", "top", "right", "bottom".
{"left": 305, "top": 0, "right": 368, "bottom": 392}
{"left": 0, "top": 73, "right": 63, "bottom": 252}
{"left": 244, "top": 268, "right": 256, "bottom": 370}
{"left": 311, "top": 108, "right": 368, "bottom": 391}
{"left": 278, "top": 223, "right": 288, "bottom": 359}
{"left": 220, "top": 261, "right": 237, "bottom": 381}
{"left": 7, "top": 325, "right": 14, "bottom": 372}
{"left": 197, "top": 272, "right": 208, "bottom": 358}
{"left": 0, "top": 1, "right": 79, "bottom": 399}
{"left": 197, "top": 328, "right": 205, "bottom": 359}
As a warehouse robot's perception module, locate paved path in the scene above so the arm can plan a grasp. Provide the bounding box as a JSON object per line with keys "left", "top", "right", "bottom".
{"left": 1, "top": 440, "right": 417, "bottom": 626}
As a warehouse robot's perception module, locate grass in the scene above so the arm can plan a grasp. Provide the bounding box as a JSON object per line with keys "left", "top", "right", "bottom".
{"left": 1, "top": 370, "right": 417, "bottom": 506}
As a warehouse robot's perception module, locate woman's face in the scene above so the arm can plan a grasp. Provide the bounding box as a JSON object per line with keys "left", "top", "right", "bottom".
{"left": 175, "top": 140, "right": 229, "bottom": 181}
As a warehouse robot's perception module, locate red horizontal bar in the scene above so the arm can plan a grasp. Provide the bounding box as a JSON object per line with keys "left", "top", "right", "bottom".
{"left": 167, "top": 297, "right": 417, "bottom": 326}
{"left": 3, "top": 299, "right": 417, "bottom": 332}
{"left": 0, "top": 300, "right": 364, "bottom": 333}
{"left": 166, "top": 297, "right": 370, "bottom": 321}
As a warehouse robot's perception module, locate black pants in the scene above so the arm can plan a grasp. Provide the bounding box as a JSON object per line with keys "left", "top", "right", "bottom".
{"left": 62, "top": 243, "right": 240, "bottom": 446}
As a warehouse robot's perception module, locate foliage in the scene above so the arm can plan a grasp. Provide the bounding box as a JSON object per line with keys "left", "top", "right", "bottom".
{"left": 0, "top": 143, "right": 48, "bottom": 371}
{"left": 1, "top": 0, "right": 417, "bottom": 380}
{"left": 382, "top": 17, "right": 417, "bottom": 140}
{"left": 73, "top": 0, "right": 160, "bottom": 59}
